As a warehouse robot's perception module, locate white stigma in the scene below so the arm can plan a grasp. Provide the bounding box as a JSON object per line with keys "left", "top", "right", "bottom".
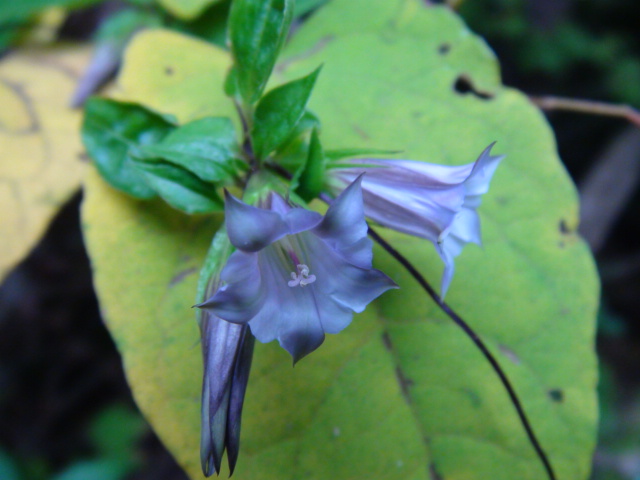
{"left": 288, "top": 264, "right": 316, "bottom": 287}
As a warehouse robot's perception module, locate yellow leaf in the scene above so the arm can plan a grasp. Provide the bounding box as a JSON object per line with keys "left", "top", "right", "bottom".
{"left": 0, "top": 44, "right": 90, "bottom": 282}
{"left": 157, "top": 0, "right": 223, "bottom": 21}
{"left": 113, "top": 29, "right": 236, "bottom": 125}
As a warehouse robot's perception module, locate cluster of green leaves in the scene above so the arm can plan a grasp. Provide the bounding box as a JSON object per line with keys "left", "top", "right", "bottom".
{"left": 82, "top": 0, "right": 354, "bottom": 217}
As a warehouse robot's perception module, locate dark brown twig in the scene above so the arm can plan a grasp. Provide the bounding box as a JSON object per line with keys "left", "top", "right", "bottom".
{"left": 531, "top": 95, "right": 640, "bottom": 129}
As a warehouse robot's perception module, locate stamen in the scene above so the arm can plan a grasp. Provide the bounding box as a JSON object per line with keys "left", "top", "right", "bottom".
{"left": 288, "top": 264, "right": 316, "bottom": 288}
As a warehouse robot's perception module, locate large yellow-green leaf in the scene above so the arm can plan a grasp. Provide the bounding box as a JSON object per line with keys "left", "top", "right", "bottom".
{"left": 0, "top": 44, "right": 90, "bottom": 282}
{"left": 156, "top": 0, "right": 223, "bottom": 21}
{"left": 82, "top": 2, "right": 599, "bottom": 479}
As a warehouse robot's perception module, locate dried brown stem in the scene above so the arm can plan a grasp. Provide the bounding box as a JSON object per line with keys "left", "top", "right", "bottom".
{"left": 530, "top": 95, "right": 640, "bottom": 128}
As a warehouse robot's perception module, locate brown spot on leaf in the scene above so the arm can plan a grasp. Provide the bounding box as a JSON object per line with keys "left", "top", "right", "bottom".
{"left": 381, "top": 331, "right": 393, "bottom": 351}
{"left": 499, "top": 344, "right": 521, "bottom": 365}
{"left": 548, "top": 388, "right": 564, "bottom": 403}
{"left": 165, "top": 66, "right": 174, "bottom": 76}
{"left": 429, "top": 462, "right": 444, "bottom": 480}
{"left": 453, "top": 75, "right": 494, "bottom": 100}
{"left": 559, "top": 219, "right": 571, "bottom": 234}
{"left": 169, "top": 266, "right": 197, "bottom": 287}
{"left": 352, "top": 124, "right": 370, "bottom": 140}
{"left": 395, "top": 366, "right": 414, "bottom": 404}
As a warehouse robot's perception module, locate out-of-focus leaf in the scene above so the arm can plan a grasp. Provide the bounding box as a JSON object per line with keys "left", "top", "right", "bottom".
{"left": 85, "top": 1, "right": 599, "bottom": 478}
{"left": 228, "top": 0, "right": 293, "bottom": 104}
{"left": 157, "top": 0, "right": 223, "bottom": 21}
{"left": 136, "top": 116, "right": 241, "bottom": 183}
{"left": 251, "top": 66, "right": 321, "bottom": 159}
{"left": 82, "top": 98, "right": 174, "bottom": 199}
{"left": 0, "top": 449, "right": 21, "bottom": 480}
{"left": 89, "top": 405, "right": 146, "bottom": 461}
{"left": 170, "top": 0, "right": 230, "bottom": 47}
{"left": 0, "top": 44, "right": 90, "bottom": 283}
{"left": 50, "top": 460, "right": 129, "bottom": 480}
{"left": 0, "top": 0, "right": 100, "bottom": 23}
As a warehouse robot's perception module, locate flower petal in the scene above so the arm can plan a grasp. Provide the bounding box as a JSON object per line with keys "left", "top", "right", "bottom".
{"left": 226, "top": 328, "right": 255, "bottom": 474}
{"left": 197, "top": 251, "right": 265, "bottom": 324}
{"left": 314, "top": 175, "right": 370, "bottom": 265}
{"left": 224, "top": 191, "right": 289, "bottom": 252}
{"left": 309, "top": 235, "right": 397, "bottom": 315}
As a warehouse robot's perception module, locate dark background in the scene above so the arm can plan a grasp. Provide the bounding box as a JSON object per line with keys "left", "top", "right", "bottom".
{"left": 1, "top": 0, "right": 639, "bottom": 478}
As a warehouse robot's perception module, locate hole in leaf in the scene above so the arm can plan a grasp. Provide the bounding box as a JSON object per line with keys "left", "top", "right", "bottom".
{"left": 453, "top": 75, "right": 494, "bottom": 100}
{"left": 559, "top": 219, "right": 571, "bottom": 234}
{"left": 165, "top": 66, "right": 174, "bottom": 76}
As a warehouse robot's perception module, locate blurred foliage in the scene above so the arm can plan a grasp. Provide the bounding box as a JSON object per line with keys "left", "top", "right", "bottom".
{"left": 459, "top": 0, "right": 640, "bottom": 106}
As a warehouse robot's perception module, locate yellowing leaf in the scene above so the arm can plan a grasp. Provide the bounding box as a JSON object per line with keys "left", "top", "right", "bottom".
{"left": 113, "top": 29, "right": 236, "bottom": 124}
{"left": 83, "top": 2, "right": 599, "bottom": 479}
{"left": 157, "top": 0, "right": 223, "bottom": 21}
{"left": 0, "top": 44, "right": 90, "bottom": 282}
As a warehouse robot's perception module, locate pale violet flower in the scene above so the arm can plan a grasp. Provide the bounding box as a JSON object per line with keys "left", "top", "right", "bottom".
{"left": 197, "top": 177, "right": 397, "bottom": 363}
{"left": 199, "top": 314, "right": 253, "bottom": 476}
{"left": 329, "top": 144, "right": 504, "bottom": 298}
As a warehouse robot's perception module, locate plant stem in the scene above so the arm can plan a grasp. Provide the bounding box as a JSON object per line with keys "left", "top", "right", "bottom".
{"left": 531, "top": 95, "right": 640, "bottom": 129}
{"left": 367, "top": 226, "right": 557, "bottom": 480}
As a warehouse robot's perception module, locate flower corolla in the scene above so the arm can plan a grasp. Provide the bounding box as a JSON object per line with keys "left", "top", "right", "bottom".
{"left": 329, "top": 144, "right": 504, "bottom": 298}
{"left": 197, "top": 177, "right": 397, "bottom": 363}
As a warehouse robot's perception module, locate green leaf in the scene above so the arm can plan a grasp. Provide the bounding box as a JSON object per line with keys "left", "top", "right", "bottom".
{"left": 169, "top": 0, "right": 231, "bottom": 47}
{"left": 294, "top": 0, "right": 329, "bottom": 17}
{"left": 134, "top": 160, "right": 223, "bottom": 214}
{"left": 293, "top": 128, "right": 325, "bottom": 201}
{"left": 135, "top": 117, "right": 242, "bottom": 183}
{"left": 251, "top": 67, "right": 321, "bottom": 159}
{"left": 86, "top": 3, "right": 599, "bottom": 478}
{"left": 82, "top": 98, "right": 175, "bottom": 199}
{"left": 228, "top": 0, "right": 294, "bottom": 104}
{"left": 325, "top": 147, "right": 401, "bottom": 162}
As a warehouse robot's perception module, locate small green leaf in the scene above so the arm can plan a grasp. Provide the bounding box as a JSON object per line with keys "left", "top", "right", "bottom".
{"left": 134, "top": 161, "right": 223, "bottom": 214}
{"left": 136, "top": 117, "right": 242, "bottom": 183}
{"left": 82, "top": 98, "right": 174, "bottom": 199}
{"left": 251, "top": 67, "right": 321, "bottom": 159}
{"left": 228, "top": 0, "right": 294, "bottom": 104}
{"left": 325, "top": 147, "right": 401, "bottom": 162}
{"left": 294, "top": 128, "right": 325, "bottom": 201}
